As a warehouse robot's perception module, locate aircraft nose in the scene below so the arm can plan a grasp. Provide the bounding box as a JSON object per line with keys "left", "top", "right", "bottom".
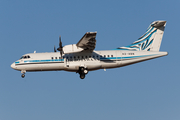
{"left": 11, "top": 62, "right": 16, "bottom": 69}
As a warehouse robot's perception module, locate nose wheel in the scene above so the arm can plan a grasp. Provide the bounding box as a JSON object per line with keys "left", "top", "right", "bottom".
{"left": 21, "top": 70, "right": 26, "bottom": 78}
{"left": 21, "top": 74, "right": 25, "bottom": 78}
{"left": 78, "top": 67, "right": 88, "bottom": 79}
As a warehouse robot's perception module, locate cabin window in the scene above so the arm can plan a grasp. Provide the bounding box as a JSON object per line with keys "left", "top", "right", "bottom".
{"left": 55, "top": 57, "right": 57, "bottom": 59}
{"left": 111, "top": 55, "right": 113, "bottom": 57}
{"left": 51, "top": 57, "right": 53, "bottom": 59}
{"left": 89, "top": 56, "right": 91, "bottom": 58}
{"left": 104, "top": 55, "right": 106, "bottom": 58}
{"left": 107, "top": 55, "right": 109, "bottom": 57}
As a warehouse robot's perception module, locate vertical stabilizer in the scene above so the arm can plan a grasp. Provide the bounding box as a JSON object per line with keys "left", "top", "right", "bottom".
{"left": 117, "top": 21, "right": 166, "bottom": 51}
{"left": 150, "top": 21, "right": 166, "bottom": 51}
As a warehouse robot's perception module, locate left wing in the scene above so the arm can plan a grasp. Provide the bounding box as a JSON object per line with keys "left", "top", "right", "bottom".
{"left": 76, "top": 32, "right": 97, "bottom": 51}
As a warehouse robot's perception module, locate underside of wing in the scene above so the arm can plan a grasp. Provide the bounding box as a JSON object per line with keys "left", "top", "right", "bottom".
{"left": 76, "top": 32, "right": 97, "bottom": 51}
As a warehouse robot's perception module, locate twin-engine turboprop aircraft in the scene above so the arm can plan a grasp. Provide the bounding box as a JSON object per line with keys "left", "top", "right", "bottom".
{"left": 11, "top": 21, "right": 168, "bottom": 79}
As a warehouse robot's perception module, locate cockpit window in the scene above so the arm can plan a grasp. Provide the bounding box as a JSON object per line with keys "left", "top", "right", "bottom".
{"left": 19, "top": 55, "right": 31, "bottom": 59}
{"left": 20, "top": 56, "right": 24, "bottom": 59}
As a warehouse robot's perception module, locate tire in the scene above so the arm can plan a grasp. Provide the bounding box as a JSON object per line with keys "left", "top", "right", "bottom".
{"left": 84, "top": 69, "right": 88, "bottom": 74}
{"left": 21, "top": 74, "right": 25, "bottom": 78}
{"left": 80, "top": 74, "right": 85, "bottom": 79}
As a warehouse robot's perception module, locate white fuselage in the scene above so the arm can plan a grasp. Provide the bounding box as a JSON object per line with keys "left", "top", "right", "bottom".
{"left": 11, "top": 50, "right": 168, "bottom": 72}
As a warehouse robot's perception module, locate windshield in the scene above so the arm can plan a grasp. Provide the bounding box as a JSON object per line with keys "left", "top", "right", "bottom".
{"left": 19, "top": 55, "right": 31, "bottom": 59}
{"left": 20, "top": 56, "right": 24, "bottom": 59}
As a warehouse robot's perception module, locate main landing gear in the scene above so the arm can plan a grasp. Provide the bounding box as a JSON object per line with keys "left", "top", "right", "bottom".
{"left": 77, "top": 67, "right": 88, "bottom": 79}
{"left": 21, "top": 70, "right": 26, "bottom": 78}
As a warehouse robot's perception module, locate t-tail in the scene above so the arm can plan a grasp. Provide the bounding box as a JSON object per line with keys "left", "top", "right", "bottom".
{"left": 117, "top": 20, "right": 166, "bottom": 51}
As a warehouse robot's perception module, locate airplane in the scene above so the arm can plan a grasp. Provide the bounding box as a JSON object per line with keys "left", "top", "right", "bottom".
{"left": 11, "top": 20, "right": 168, "bottom": 79}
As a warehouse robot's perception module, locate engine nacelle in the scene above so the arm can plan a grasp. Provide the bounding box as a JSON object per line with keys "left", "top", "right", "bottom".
{"left": 63, "top": 44, "right": 84, "bottom": 54}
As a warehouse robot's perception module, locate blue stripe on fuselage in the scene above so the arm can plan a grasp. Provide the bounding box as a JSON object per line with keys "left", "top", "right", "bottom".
{"left": 100, "top": 54, "right": 158, "bottom": 61}
{"left": 24, "top": 59, "right": 64, "bottom": 63}
{"left": 100, "top": 57, "right": 116, "bottom": 60}
{"left": 122, "top": 54, "right": 157, "bottom": 59}
{"left": 15, "top": 59, "right": 64, "bottom": 64}
{"left": 15, "top": 61, "right": 20, "bottom": 64}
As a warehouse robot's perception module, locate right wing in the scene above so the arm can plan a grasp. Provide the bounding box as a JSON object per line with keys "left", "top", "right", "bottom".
{"left": 76, "top": 32, "right": 97, "bottom": 51}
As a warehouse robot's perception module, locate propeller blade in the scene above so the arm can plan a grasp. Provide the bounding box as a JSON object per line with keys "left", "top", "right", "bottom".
{"left": 57, "top": 35, "right": 63, "bottom": 59}
{"left": 59, "top": 36, "right": 62, "bottom": 48}
{"left": 54, "top": 45, "right": 57, "bottom": 52}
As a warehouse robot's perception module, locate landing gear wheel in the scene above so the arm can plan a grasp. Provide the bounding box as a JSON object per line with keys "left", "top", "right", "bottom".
{"left": 21, "top": 74, "right": 25, "bottom": 78}
{"left": 83, "top": 69, "right": 88, "bottom": 74}
{"left": 80, "top": 74, "right": 85, "bottom": 79}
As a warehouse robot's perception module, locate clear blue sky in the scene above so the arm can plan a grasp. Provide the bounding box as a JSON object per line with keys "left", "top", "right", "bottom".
{"left": 1, "top": 0, "right": 180, "bottom": 120}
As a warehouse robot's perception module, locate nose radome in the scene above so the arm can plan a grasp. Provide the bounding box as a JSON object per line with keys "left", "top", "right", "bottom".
{"left": 11, "top": 63, "right": 15, "bottom": 69}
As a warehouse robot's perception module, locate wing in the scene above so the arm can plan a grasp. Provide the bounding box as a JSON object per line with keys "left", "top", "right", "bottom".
{"left": 76, "top": 32, "right": 97, "bottom": 51}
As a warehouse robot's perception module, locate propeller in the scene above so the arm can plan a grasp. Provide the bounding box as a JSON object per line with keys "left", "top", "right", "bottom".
{"left": 57, "top": 36, "right": 64, "bottom": 59}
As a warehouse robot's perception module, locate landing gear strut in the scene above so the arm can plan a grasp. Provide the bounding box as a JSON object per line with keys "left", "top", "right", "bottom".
{"left": 21, "top": 70, "right": 26, "bottom": 78}
{"left": 78, "top": 67, "right": 88, "bottom": 79}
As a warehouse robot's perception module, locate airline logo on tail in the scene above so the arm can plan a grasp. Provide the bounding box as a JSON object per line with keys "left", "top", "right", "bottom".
{"left": 117, "top": 21, "right": 166, "bottom": 51}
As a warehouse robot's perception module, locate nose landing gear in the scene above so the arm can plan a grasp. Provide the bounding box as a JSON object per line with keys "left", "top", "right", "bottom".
{"left": 78, "top": 67, "right": 88, "bottom": 79}
{"left": 21, "top": 70, "right": 26, "bottom": 78}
